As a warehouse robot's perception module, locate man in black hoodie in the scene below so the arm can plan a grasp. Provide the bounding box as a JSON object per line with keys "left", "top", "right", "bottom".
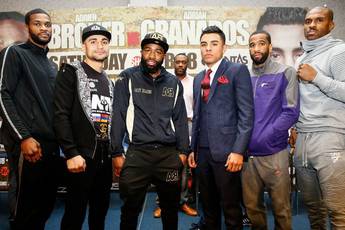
{"left": 112, "top": 32, "right": 190, "bottom": 230}
{"left": 54, "top": 24, "right": 113, "bottom": 230}
{"left": 0, "top": 8, "right": 62, "bottom": 230}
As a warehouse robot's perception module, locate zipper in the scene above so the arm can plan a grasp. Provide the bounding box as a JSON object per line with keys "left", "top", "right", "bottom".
{"left": 253, "top": 76, "right": 260, "bottom": 99}
{"left": 153, "top": 78, "right": 158, "bottom": 136}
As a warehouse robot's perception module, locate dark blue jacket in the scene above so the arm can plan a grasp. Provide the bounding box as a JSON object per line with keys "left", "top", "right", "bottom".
{"left": 191, "top": 58, "right": 254, "bottom": 162}
{"left": 111, "top": 64, "right": 189, "bottom": 156}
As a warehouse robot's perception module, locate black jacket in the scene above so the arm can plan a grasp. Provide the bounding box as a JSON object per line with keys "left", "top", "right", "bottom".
{"left": 53, "top": 61, "right": 114, "bottom": 159}
{"left": 0, "top": 42, "right": 57, "bottom": 151}
{"left": 111, "top": 64, "right": 189, "bottom": 156}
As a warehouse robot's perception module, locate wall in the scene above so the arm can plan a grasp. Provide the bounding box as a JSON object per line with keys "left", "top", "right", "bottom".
{"left": 1, "top": 0, "right": 344, "bottom": 39}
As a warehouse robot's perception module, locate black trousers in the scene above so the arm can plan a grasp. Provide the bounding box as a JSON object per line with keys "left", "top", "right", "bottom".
{"left": 61, "top": 141, "right": 112, "bottom": 230}
{"left": 7, "top": 141, "right": 63, "bottom": 230}
{"left": 196, "top": 147, "right": 243, "bottom": 230}
{"left": 119, "top": 145, "right": 183, "bottom": 230}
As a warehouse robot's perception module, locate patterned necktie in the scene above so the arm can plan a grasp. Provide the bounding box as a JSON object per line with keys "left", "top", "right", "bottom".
{"left": 201, "top": 69, "right": 212, "bottom": 102}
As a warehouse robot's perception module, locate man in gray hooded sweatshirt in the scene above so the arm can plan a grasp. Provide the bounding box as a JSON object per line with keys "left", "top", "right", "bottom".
{"left": 295, "top": 6, "right": 345, "bottom": 230}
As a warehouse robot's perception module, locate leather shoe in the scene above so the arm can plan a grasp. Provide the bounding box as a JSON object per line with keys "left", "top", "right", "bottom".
{"left": 181, "top": 203, "right": 198, "bottom": 216}
{"left": 153, "top": 207, "right": 161, "bottom": 218}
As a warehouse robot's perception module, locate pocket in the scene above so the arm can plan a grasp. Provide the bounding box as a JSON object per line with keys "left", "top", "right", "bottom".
{"left": 30, "top": 101, "right": 39, "bottom": 130}
{"left": 268, "top": 127, "right": 287, "bottom": 147}
{"left": 221, "top": 126, "right": 237, "bottom": 134}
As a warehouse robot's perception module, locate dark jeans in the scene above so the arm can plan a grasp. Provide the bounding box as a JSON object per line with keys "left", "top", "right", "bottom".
{"left": 119, "top": 145, "right": 183, "bottom": 230}
{"left": 61, "top": 141, "right": 112, "bottom": 230}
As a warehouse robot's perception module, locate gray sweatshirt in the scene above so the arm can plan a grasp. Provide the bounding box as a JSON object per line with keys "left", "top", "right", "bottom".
{"left": 296, "top": 34, "right": 345, "bottom": 134}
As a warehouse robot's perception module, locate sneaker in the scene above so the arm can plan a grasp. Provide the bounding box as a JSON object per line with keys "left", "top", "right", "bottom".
{"left": 242, "top": 215, "right": 251, "bottom": 226}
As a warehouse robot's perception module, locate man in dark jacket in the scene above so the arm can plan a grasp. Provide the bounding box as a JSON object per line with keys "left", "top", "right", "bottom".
{"left": 188, "top": 26, "right": 254, "bottom": 230}
{"left": 54, "top": 24, "right": 113, "bottom": 230}
{"left": 242, "top": 30, "right": 299, "bottom": 230}
{"left": 112, "top": 32, "right": 189, "bottom": 230}
{"left": 0, "top": 8, "right": 63, "bottom": 230}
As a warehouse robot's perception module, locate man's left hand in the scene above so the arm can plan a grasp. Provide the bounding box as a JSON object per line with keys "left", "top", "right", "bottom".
{"left": 112, "top": 155, "right": 125, "bottom": 177}
{"left": 225, "top": 152, "right": 243, "bottom": 172}
{"left": 179, "top": 154, "right": 187, "bottom": 166}
{"left": 297, "top": 63, "right": 317, "bottom": 82}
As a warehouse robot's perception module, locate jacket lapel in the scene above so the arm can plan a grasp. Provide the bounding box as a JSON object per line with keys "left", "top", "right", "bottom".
{"left": 208, "top": 58, "right": 227, "bottom": 102}
{"left": 195, "top": 70, "right": 204, "bottom": 106}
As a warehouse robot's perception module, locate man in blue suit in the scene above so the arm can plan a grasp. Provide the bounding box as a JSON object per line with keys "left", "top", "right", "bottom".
{"left": 188, "top": 25, "right": 254, "bottom": 230}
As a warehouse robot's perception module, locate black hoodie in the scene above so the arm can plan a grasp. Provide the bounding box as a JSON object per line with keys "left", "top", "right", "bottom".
{"left": 111, "top": 64, "right": 189, "bottom": 156}
{"left": 0, "top": 41, "right": 57, "bottom": 151}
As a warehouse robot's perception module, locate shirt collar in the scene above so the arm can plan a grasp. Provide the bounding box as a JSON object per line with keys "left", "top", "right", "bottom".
{"left": 26, "top": 40, "right": 49, "bottom": 55}
{"left": 252, "top": 57, "right": 272, "bottom": 75}
{"left": 205, "top": 58, "right": 223, "bottom": 74}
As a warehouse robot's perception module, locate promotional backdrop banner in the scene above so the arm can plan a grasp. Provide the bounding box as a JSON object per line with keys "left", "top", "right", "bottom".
{"left": 48, "top": 7, "right": 265, "bottom": 78}
{"left": 0, "top": 7, "right": 307, "bottom": 87}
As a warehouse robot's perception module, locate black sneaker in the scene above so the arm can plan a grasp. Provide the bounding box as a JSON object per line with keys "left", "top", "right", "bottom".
{"left": 190, "top": 217, "right": 205, "bottom": 230}
{"left": 242, "top": 215, "right": 252, "bottom": 226}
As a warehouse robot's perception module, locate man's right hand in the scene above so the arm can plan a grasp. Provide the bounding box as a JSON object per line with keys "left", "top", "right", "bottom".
{"left": 188, "top": 152, "right": 197, "bottom": 168}
{"left": 112, "top": 155, "right": 125, "bottom": 177}
{"left": 20, "top": 137, "right": 42, "bottom": 163}
{"left": 289, "top": 128, "right": 297, "bottom": 148}
{"left": 66, "top": 155, "right": 86, "bottom": 173}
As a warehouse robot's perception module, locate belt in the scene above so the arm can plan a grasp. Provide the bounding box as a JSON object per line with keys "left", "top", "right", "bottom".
{"left": 130, "top": 143, "right": 174, "bottom": 150}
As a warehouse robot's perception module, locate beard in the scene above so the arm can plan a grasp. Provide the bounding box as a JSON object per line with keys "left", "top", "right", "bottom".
{"left": 141, "top": 57, "right": 163, "bottom": 74}
{"left": 29, "top": 30, "right": 51, "bottom": 46}
{"left": 91, "top": 55, "right": 108, "bottom": 62}
{"left": 250, "top": 51, "right": 269, "bottom": 65}
{"left": 175, "top": 68, "right": 187, "bottom": 77}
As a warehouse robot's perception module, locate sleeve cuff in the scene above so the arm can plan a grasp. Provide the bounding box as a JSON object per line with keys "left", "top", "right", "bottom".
{"left": 63, "top": 147, "right": 80, "bottom": 159}
{"left": 311, "top": 72, "right": 328, "bottom": 89}
{"left": 111, "top": 149, "right": 125, "bottom": 158}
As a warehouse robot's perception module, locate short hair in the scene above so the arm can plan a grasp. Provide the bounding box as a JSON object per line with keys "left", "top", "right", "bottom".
{"left": 200, "top": 25, "right": 225, "bottom": 44}
{"left": 308, "top": 6, "right": 334, "bottom": 21}
{"left": 24, "top": 8, "right": 50, "bottom": 25}
{"left": 249, "top": 30, "right": 271, "bottom": 44}
{"left": 257, "top": 7, "right": 307, "bottom": 30}
{"left": 174, "top": 53, "right": 189, "bottom": 62}
{"left": 324, "top": 7, "right": 334, "bottom": 21}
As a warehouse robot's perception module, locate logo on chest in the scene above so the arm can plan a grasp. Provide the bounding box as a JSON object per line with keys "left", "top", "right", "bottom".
{"left": 92, "top": 95, "right": 111, "bottom": 112}
{"left": 162, "top": 87, "right": 175, "bottom": 98}
{"left": 134, "top": 88, "right": 152, "bottom": 95}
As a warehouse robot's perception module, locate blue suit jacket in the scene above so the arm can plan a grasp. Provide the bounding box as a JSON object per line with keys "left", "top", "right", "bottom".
{"left": 191, "top": 58, "right": 254, "bottom": 162}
